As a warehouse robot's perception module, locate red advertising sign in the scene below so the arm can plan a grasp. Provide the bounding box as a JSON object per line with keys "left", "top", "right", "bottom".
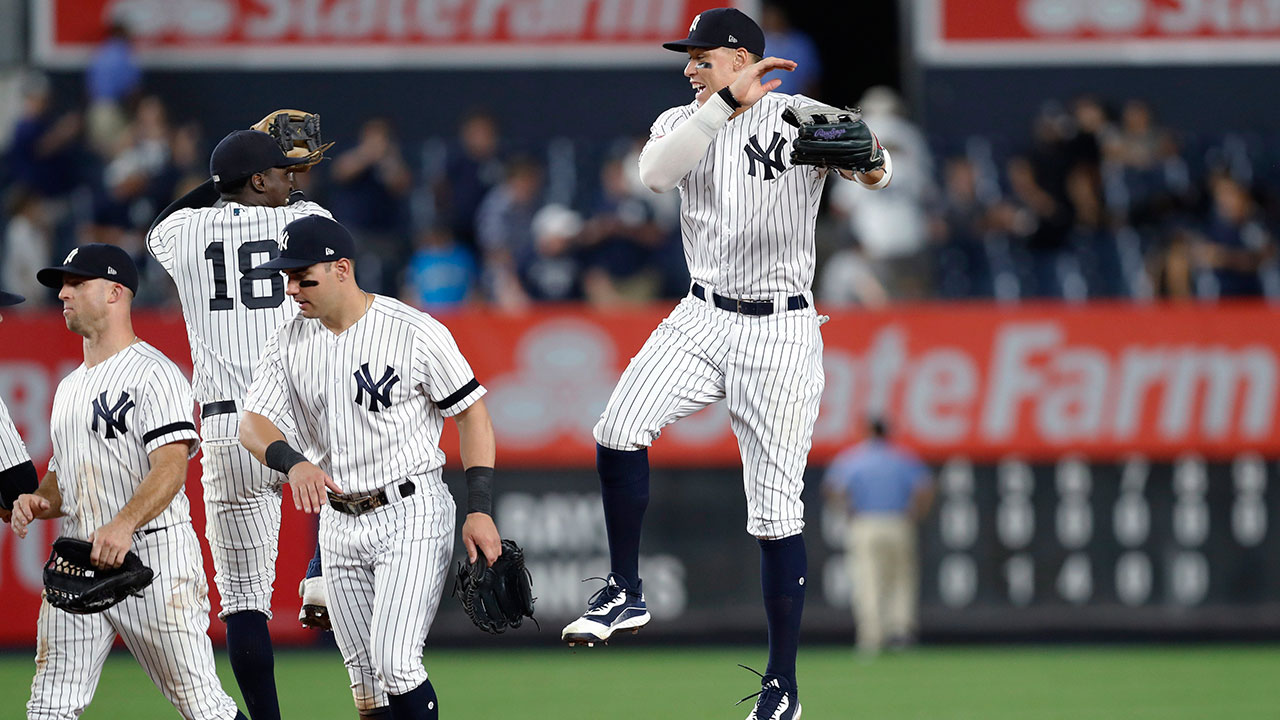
{"left": 2, "top": 301, "right": 1278, "bottom": 644}
{"left": 919, "top": 0, "right": 1280, "bottom": 65}
{"left": 31, "top": 0, "right": 756, "bottom": 69}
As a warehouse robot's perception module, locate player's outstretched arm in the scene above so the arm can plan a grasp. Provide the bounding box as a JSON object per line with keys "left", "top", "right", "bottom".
{"left": 453, "top": 398, "right": 502, "bottom": 565}
{"left": 89, "top": 441, "right": 191, "bottom": 568}
{"left": 240, "top": 411, "right": 341, "bottom": 514}
{"left": 10, "top": 469, "right": 64, "bottom": 538}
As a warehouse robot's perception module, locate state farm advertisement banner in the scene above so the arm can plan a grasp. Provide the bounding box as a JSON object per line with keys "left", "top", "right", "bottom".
{"left": 2, "top": 303, "right": 1277, "bottom": 469}
{"left": 918, "top": 0, "right": 1280, "bottom": 65}
{"left": 32, "top": 0, "right": 756, "bottom": 69}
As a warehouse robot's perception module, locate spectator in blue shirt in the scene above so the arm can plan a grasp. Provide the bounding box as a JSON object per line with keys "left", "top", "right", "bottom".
{"left": 760, "top": 3, "right": 822, "bottom": 98}
{"left": 402, "top": 225, "right": 475, "bottom": 311}
{"left": 823, "top": 417, "right": 934, "bottom": 656}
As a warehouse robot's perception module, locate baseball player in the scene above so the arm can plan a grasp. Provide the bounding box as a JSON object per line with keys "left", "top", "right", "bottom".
{"left": 238, "top": 215, "right": 504, "bottom": 720}
{"left": 11, "top": 244, "right": 246, "bottom": 720}
{"left": 0, "top": 287, "right": 39, "bottom": 526}
{"left": 559, "top": 8, "right": 891, "bottom": 720}
{"left": 147, "top": 128, "right": 334, "bottom": 720}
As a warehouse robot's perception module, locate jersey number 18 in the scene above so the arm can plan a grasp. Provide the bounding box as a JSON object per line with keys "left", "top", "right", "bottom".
{"left": 204, "top": 240, "right": 286, "bottom": 311}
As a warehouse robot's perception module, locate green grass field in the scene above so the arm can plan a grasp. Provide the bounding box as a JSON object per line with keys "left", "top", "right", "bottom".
{"left": 1, "top": 644, "right": 1276, "bottom": 719}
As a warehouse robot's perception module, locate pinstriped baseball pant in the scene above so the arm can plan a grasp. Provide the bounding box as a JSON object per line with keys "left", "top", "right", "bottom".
{"left": 594, "top": 293, "right": 825, "bottom": 538}
{"left": 201, "top": 441, "right": 284, "bottom": 619}
{"left": 320, "top": 484, "right": 455, "bottom": 710}
{"left": 26, "top": 523, "right": 241, "bottom": 720}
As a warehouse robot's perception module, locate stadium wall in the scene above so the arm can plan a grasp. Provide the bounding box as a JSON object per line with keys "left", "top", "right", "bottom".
{"left": 2, "top": 302, "right": 1278, "bottom": 647}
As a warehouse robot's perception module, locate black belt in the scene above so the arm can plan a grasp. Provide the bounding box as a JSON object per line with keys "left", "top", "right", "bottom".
{"left": 328, "top": 480, "right": 416, "bottom": 516}
{"left": 201, "top": 400, "right": 237, "bottom": 419}
{"left": 691, "top": 283, "right": 808, "bottom": 316}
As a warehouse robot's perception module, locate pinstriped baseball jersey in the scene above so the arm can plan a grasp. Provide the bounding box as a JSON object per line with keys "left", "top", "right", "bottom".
{"left": 243, "top": 294, "right": 485, "bottom": 495}
{"left": 147, "top": 201, "right": 332, "bottom": 440}
{"left": 646, "top": 92, "right": 832, "bottom": 297}
{"left": 48, "top": 342, "right": 200, "bottom": 541}
{"left": 0, "top": 397, "right": 31, "bottom": 470}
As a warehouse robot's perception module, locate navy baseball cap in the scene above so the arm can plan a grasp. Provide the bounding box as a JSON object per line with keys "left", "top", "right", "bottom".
{"left": 256, "top": 215, "right": 356, "bottom": 272}
{"left": 663, "top": 7, "right": 765, "bottom": 56}
{"left": 0, "top": 289, "right": 24, "bottom": 306}
{"left": 210, "top": 129, "right": 308, "bottom": 184}
{"left": 37, "top": 243, "right": 139, "bottom": 295}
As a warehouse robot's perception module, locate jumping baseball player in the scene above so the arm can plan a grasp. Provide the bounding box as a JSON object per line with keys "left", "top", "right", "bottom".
{"left": 560, "top": 8, "right": 891, "bottom": 720}
{"left": 0, "top": 288, "right": 39, "bottom": 526}
{"left": 147, "top": 126, "right": 334, "bottom": 720}
{"left": 11, "top": 244, "right": 246, "bottom": 720}
{"left": 238, "top": 215, "right": 504, "bottom": 720}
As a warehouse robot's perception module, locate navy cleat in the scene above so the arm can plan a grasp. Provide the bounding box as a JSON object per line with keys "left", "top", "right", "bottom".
{"left": 736, "top": 666, "right": 801, "bottom": 720}
{"left": 561, "top": 573, "right": 650, "bottom": 647}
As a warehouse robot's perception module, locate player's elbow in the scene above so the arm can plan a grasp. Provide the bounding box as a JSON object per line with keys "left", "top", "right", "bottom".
{"left": 638, "top": 166, "right": 675, "bottom": 194}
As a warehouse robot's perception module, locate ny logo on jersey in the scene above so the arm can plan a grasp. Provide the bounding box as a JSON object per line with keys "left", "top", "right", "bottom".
{"left": 91, "top": 391, "right": 134, "bottom": 439}
{"left": 744, "top": 131, "right": 789, "bottom": 180}
{"left": 354, "top": 363, "right": 400, "bottom": 412}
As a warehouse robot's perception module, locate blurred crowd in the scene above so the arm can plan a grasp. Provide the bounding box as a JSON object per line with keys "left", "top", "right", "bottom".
{"left": 2, "top": 22, "right": 1277, "bottom": 313}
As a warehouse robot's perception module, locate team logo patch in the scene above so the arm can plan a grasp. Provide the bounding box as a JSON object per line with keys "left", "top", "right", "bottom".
{"left": 689, "top": 14, "right": 700, "bottom": 32}
{"left": 354, "top": 363, "right": 400, "bottom": 412}
{"left": 64, "top": 248, "right": 78, "bottom": 264}
{"left": 743, "top": 131, "right": 789, "bottom": 180}
{"left": 91, "top": 391, "right": 134, "bottom": 439}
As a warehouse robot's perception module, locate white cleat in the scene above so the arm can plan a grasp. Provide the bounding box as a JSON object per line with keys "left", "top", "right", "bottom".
{"left": 298, "top": 576, "right": 331, "bottom": 631}
{"left": 561, "top": 573, "right": 650, "bottom": 648}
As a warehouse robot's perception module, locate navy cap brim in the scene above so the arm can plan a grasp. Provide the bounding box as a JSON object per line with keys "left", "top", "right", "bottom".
{"left": 36, "top": 265, "right": 73, "bottom": 290}
{"left": 0, "top": 290, "right": 25, "bottom": 306}
{"left": 663, "top": 38, "right": 721, "bottom": 52}
{"left": 255, "top": 256, "right": 323, "bottom": 272}
{"left": 36, "top": 266, "right": 123, "bottom": 291}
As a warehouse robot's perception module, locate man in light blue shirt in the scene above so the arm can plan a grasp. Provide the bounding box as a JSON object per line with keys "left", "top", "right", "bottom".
{"left": 823, "top": 417, "right": 934, "bottom": 655}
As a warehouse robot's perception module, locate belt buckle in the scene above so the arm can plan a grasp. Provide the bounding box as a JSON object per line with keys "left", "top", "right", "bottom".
{"left": 735, "top": 298, "right": 745, "bottom": 314}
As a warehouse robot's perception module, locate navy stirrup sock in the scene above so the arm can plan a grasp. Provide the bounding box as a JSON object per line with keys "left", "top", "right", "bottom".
{"left": 759, "top": 534, "right": 807, "bottom": 691}
{"left": 596, "top": 443, "right": 649, "bottom": 588}
{"left": 306, "top": 542, "right": 323, "bottom": 578}
{"left": 387, "top": 678, "right": 438, "bottom": 720}
{"left": 225, "top": 611, "right": 280, "bottom": 720}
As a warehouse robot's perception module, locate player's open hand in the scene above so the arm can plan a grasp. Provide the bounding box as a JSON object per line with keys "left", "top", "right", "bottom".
{"left": 288, "top": 461, "right": 342, "bottom": 514}
{"left": 727, "top": 56, "right": 797, "bottom": 111}
{"left": 10, "top": 493, "right": 48, "bottom": 538}
{"left": 461, "top": 512, "right": 502, "bottom": 565}
{"left": 89, "top": 519, "right": 134, "bottom": 569}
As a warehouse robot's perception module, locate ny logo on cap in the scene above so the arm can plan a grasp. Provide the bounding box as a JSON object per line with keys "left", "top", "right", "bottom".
{"left": 64, "top": 249, "right": 78, "bottom": 263}
{"left": 689, "top": 13, "right": 700, "bottom": 32}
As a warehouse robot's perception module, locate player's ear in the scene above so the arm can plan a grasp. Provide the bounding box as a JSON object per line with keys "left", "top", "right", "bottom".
{"left": 250, "top": 172, "right": 266, "bottom": 193}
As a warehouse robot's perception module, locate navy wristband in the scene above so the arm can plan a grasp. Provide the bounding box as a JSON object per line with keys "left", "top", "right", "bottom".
{"left": 464, "top": 466, "right": 494, "bottom": 516}
{"left": 265, "top": 440, "right": 308, "bottom": 475}
{"left": 717, "top": 87, "right": 741, "bottom": 110}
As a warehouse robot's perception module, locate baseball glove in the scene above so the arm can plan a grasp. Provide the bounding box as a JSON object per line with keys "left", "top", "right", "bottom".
{"left": 251, "top": 109, "right": 335, "bottom": 171}
{"left": 452, "top": 538, "right": 536, "bottom": 634}
{"left": 782, "top": 103, "right": 885, "bottom": 174}
{"left": 43, "top": 538, "right": 155, "bottom": 615}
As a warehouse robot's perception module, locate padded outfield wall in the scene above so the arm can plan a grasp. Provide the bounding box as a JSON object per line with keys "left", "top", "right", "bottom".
{"left": 1, "top": 301, "right": 1277, "bottom": 647}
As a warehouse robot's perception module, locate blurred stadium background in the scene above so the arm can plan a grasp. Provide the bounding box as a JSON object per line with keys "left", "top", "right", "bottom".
{"left": 1, "top": 0, "right": 1278, "bottom": 717}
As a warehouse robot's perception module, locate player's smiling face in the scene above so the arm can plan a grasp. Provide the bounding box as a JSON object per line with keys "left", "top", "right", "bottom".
{"left": 256, "top": 167, "right": 295, "bottom": 208}
{"left": 685, "top": 47, "right": 743, "bottom": 105}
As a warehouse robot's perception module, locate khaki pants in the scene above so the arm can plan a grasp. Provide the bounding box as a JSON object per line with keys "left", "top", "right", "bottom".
{"left": 847, "top": 515, "right": 918, "bottom": 653}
